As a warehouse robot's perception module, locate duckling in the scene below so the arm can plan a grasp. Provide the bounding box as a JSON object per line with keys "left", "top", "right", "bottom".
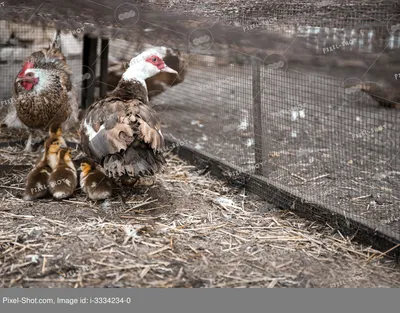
{"left": 48, "top": 123, "right": 67, "bottom": 147}
{"left": 80, "top": 158, "right": 113, "bottom": 200}
{"left": 23, "top": 140, "right": 54, "bottom": 201}
{"left": 48, "top": 147, "right": 77, "bottom": 199}
{"left": 45, "top": 137, "right": 62, "bottom": 170}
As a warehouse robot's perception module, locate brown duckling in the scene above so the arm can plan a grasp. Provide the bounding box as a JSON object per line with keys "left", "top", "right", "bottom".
{"left": 80, "top": 158, "right": 113, "bottom": 200}
{"left": 23, "top": 139, "right": 55, "bottom": 201}
{"left": 45, "top": 137, "right": 62, "bottom": 170}
{"left": 48, "top": 123, "right": 67, "bottom": 147}
{"left": 48, "top": 147, "right": 77, "bottom": 199}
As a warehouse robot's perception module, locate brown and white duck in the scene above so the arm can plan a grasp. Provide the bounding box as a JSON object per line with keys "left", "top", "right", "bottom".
{"left": 79, "top": 49, "right": 177, "bottom": 184}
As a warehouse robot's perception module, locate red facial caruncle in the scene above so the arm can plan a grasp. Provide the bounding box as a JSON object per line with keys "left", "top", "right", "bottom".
{"left": 145, "top": 55, "right": 166, "bottom": 70}
{"left": 144, "top": 55, "right": 178, "bottom": 74}
{"left": 17, "top": 61, "right": 38, "bottom": 91}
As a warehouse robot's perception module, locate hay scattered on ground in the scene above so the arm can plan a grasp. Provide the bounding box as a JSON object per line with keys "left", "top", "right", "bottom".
{"left": 0, "top": 137, "right": 399, "bottom": 288}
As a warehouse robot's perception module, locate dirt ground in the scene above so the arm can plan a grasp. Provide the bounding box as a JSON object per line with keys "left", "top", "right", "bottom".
{"left": 0, "top": 130, "right": 399, "bottom": 288}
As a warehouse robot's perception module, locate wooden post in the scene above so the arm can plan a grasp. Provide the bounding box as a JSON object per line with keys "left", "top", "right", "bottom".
{"left": 252, "top": 56, "right": 264, "bottom": 176}
{"left": 81, "top": 35, "right": 98, "bottom": 109}
{"left": 99, "top": 38, "right": 109, "bottom": 98}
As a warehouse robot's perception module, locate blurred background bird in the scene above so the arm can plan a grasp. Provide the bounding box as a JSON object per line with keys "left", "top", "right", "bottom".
{"left": 360, "top": 81, "right": 400, "bottom": 109}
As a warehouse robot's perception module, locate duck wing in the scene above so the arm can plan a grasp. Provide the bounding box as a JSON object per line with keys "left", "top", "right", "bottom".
{"left": 81, "top": 94, "right": 165, "bottom": 178}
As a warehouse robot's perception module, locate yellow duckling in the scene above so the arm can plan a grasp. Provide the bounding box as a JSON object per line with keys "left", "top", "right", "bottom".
{"left": 48, "top": 147, "right": 77, "bottom": 199}
{"left": 48, "top": 123, "right": 67, "bottom": 147}
{"left": 80, "top": 158, "right": 113, "bottom": 200}
{"left": 23, "top": 137, "right": 59, "bottom": 201}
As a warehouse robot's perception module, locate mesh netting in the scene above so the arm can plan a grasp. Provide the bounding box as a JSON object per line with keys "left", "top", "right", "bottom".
{"left": 0, "top": 0, "right": 399, "bottom": 246}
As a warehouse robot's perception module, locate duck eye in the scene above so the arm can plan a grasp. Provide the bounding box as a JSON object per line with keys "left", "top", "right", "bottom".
{"left": 152, "top": 57, "right": 157, "bottom": 62}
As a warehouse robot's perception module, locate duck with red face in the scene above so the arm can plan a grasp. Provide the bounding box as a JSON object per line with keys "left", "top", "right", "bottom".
{"left": 98, "top": 46, "right": 186, "bottom": 100}
{"left": 79, "top": 48, "right": 178, "bottom": 185}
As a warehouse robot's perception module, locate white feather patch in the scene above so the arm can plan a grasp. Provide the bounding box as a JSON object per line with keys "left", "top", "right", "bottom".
{"left": 83, "top": 119, "right": 97, "bottom": 141}
{"left": 157, "top": 128, "right": 164, "bottom": 140}
{"left": 48, "top": 154, "right": 58, "bottom": 170}
{"left": 93, "top": 191, "right": 111, "bottom": 199}
{"left": 84, "top": 119, "right": 105, "bottom": 142}
{"left": 2, "top": 105, "right": 28, "bottom": 129}
{"left": 53, "top": 191, "right": 67, "bottom": 199}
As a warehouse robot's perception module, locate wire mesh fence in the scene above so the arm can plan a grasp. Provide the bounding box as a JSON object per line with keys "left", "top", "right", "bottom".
{"left": 147, "top": 0, "right": 400, "bottom": 245}
{"left": 0, "top": 0, "right": 399, "bottom": 248}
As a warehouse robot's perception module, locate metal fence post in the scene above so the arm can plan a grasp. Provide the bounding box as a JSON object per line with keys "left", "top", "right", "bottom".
{"left": 99, "top": 38, "right": 109, "bottom": 98}
{"left": 81, "top": 35, "right": 98, "bottom": 109}
{"left": 252, "top": 56, "right": 264, "bottom": 176}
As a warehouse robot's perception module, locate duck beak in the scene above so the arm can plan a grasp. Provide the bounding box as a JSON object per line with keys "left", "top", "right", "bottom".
{"left": 160, "top": 65, "right": 178, "bottom": 74}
